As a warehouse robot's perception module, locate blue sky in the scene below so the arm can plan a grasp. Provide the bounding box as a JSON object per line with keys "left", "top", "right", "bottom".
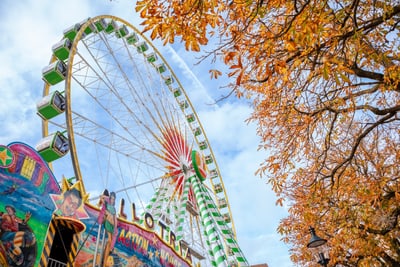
{"left": 0, "top": 0, "right": 292, "bottom": 266}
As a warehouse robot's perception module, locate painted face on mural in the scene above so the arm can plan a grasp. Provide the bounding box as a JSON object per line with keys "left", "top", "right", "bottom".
{"left": 5, "top": 205, "right": 16, "bottom": 215}
{"left": 109, "top": 194, "right": 115, "bottom": 205}
{"left": 60, "top": 190, "right": 82, "bottom": 216}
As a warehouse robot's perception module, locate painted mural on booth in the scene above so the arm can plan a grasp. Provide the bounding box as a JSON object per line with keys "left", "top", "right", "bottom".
{"left": 75, "top": 197, "right": 193, "bottom": 267}
{"left": 0, "top": 142, "right": 193, "bottom": 267}
{"left": 0, "top": 143, "right": 60, "bottom": 267}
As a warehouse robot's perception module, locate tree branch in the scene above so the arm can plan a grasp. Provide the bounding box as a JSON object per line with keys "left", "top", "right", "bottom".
{"left": 327, "top": 112, "right": 397, "bottom": 182}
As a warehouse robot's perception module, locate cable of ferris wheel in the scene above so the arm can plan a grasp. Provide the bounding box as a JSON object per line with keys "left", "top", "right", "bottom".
{"left": 87, "top": 173, "right": 176, "bottom": 202}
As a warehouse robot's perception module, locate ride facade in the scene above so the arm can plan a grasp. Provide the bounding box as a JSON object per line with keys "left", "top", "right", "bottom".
{"left": 0, "top": 15, "right": 249, "bottom": 267}
{"left": 0, "top": 142, "right": 192, "bottom": 266}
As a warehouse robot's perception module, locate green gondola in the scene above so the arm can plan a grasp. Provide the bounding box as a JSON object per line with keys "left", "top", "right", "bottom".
{"left": 137, "top": 42, "right": 149, "bottom": 53}
{"left": 173, "top": 88, "right": 182, "bottom": 97}
{"left": 94, "top": 18, "right": 107, "bottom": 32}
{"left": 186, "top": 114, "right": 195, "bottom": 123}
{"left": 155, "top": 63, "right": 166, "bottom": 73}
{"left": 36, "top": 91, "right": 66, "bottom": 120}
{"left": 193, "top": 127, "right": 202, "bottom": 136}
{"left": 116, "top": 25, "right": 129, "bottom": 38}
{"left": 205, "top": 155, "right": 213, "bottom": 164}
{"left": 213, "top": 183, "right": 223, "bottom": 193}
{"left": 164, "top": 75, "right": 174, "bottom": 85}
{"left": 36, "top": 131, "right": 69, "bottom": 162}
{"left": 179, "top": 100, "right": 188, "bottom": 109}
{"left": 146, "top": 52, "right": 157, "bottom": 63}
{"left": 63, "top": 23, "right": 80, "bottom": 42}
{"left": 126, "top": 33, "right": 139, "bottom": 45}
{"left": 199, "top": 141, "right": 208, "bottom": 150}
{"left": 104, "top": 20, "right": 117, "bottom": 34}
{"left": 42, "top": 60, "right": 67, "bottom": 85}
{"left": 52, "top": 38, "right": 72, "bottom": 61}
{"left": 63, "top": 18, "right": 94, "bottom": 43}
{"left": 218, "top": 198, "right": 228, "bottom": 209}
{"left": 209, "top": 169, "right": 218, "bottom": 178}
{"left": 79, "top": 17, "right": 95, "bottom": 35}
{"left": 223, "top": 213, "right": 231, "bottom": 223}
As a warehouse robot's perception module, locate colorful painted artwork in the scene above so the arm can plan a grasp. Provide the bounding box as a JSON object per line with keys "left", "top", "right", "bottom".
{"left": 0, "top": 142, "right": 61, "bottom": 267}
{"left": 50, "top": 179, "right": 89, "bottom": 220}
{"left": 75, "top": 198, "right": 193, "bottom": 267}
{"left": 0, "top": 142, "right": 193, "bottom": 267}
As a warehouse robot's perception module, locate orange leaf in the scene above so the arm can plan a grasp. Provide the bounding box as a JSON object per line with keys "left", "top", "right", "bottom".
{"left": 209, "top": 69, "right": 222, "bottom": 79}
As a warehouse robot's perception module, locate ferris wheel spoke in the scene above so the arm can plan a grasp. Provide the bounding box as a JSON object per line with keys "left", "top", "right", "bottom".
{"left": 73, "top": 43, "right": 156, "bottom": 140}
{"left": 81, "top": 30, "right": 171, "bottom": 135}
{"left": 69, "top": 111, "right": 163, "bottom": 162}
{"left": 69, "top": 69, "right": 170, "bottom": 162}
{"left": 77, "top": 30, "right": 194, "bottom": 168}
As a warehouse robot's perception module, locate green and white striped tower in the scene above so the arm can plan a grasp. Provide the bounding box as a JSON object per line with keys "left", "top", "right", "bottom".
{"left": 191, "top": 175, "right": 229, "bottom": 267}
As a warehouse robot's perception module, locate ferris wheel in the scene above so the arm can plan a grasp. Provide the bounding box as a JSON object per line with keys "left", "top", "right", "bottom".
{"left": 35, "top": 15, "right": 248, "bottom": 266}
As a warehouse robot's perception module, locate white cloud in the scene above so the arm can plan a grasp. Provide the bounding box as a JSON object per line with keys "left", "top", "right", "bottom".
{"left": 195, "top": 102, "right": 290, "bottom": 266}
{"left": 241, "top": 234, "right": 293, "bottom": 267}
{"left": 198, "top": 102, "right": 254, "bottom": 149}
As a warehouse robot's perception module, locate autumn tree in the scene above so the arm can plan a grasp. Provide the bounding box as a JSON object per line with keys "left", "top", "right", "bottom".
{"left": 136, "top": 0, "right": 400, "bottom": 266}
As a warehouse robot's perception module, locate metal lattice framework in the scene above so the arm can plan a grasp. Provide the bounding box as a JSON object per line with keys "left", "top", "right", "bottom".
{"left": 37, "top": 15, "right": 248, "bottom": 266}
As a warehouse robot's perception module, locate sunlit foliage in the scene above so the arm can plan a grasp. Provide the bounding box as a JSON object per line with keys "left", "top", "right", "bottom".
{"left": 136, "top": 0, "right": 400, "bottom": 266}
